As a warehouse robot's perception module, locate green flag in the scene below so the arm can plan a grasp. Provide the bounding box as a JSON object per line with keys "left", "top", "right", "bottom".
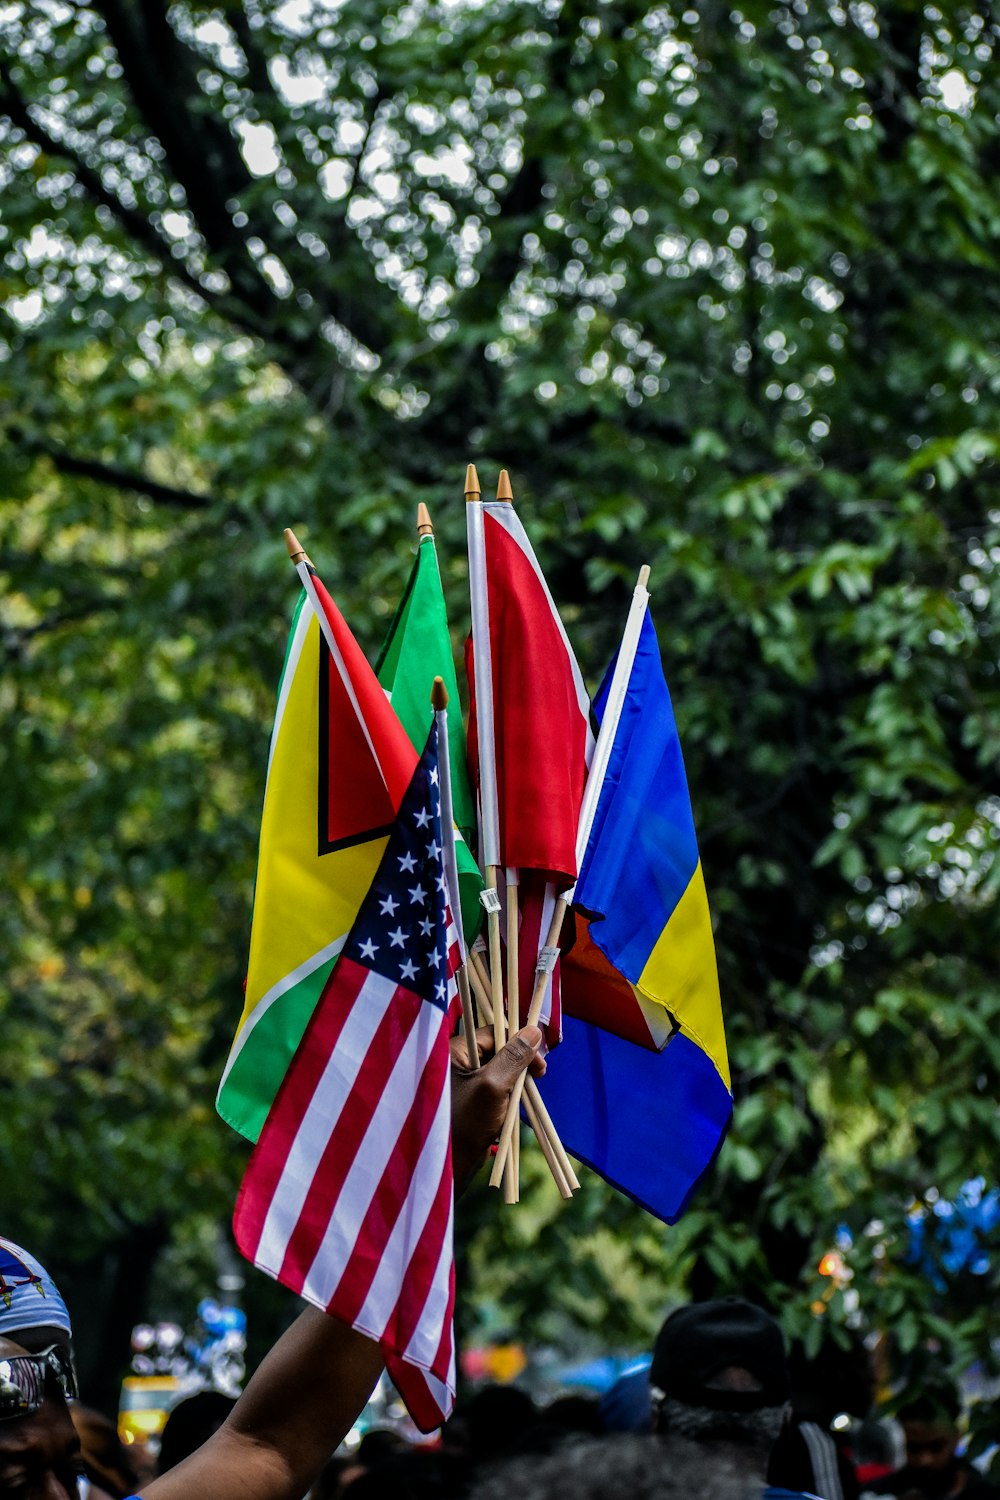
{"left": 377, "top": 531, "right": 484, "bottom": 941}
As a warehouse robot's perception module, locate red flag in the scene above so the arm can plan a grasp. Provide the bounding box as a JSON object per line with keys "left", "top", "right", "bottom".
{"left": 310, "top": 570, "right": 416, "bottom": 845}
{"left": 466, "top": 499, "right": 592, "bottom": 880}
{"left": 234, "top": 727, "right": 461, "bottom": 1432}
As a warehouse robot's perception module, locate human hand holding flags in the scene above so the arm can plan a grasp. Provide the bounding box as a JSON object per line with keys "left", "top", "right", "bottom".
{"left": 449, "top": 1022, "right": 546, "bottom": 1191}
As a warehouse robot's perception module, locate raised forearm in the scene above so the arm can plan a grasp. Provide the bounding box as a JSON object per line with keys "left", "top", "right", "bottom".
{"left": 142, "top": 1026, "right": 544, "bottom": 1500}
{"left": 143, "top": 1308, "right": 383, "bottom": 1500}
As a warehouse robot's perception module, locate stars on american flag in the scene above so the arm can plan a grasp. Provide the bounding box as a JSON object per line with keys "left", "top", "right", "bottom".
{"left": 343, "top": 742, "right": 453, "bottom": 1010}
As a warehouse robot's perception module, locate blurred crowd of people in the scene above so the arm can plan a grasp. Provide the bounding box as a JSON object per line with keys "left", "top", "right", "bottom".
{"left": 60, "top": 1291, "right": 1000, "bottom": 1500}
{"left": 4, "top": 1028, "right": 998, "bottom": 1500}
{"left": 300, "top": 1297, "right": 999, "bottom": 1500}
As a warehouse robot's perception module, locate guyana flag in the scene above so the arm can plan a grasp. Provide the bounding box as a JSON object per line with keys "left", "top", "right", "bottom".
{"left": 217, "top": 568, "right": 417, "bottom": 1143}
{"left": 376, "top": 530, "right": 484, "bottom": 943}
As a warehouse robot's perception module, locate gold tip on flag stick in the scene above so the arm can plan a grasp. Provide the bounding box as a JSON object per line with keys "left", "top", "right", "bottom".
{"left": 416, "top": 503, "right": 434, "bottom": 538}
{"left": 431, "top": 675, "right": 448, "bottom": 711}
{"left": 464, "top": 463, "right": 482, "bottom": 500}
{"left": 496, "top": 469, "right": 514, "bottom": 503}
{"left": 284, "top": 528, "right": 311, "bottom": 565}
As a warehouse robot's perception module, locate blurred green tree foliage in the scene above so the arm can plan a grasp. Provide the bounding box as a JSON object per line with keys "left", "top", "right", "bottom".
{"left": 2, "top": 0, "right": 999, "bottom": 1406}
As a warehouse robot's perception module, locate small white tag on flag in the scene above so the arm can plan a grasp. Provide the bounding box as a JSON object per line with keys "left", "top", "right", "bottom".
{"left": 479, "top": 888, "right": 502, "bottom": 914}
{"left": 535, "top": 946, "right": 559, "bottom": 973}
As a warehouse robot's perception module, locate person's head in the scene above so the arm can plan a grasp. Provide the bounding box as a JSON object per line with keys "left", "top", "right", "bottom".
{"left": 894, "top": 1381, "right": 964, "bottom": 1497}
{"left": 0, "top": 1238, "right": 74, "bottom": 1359}
{"left": 0, "top": 1334, "right": 82, "bottom": 1498}
{"left": 468, "top": 1433, "right": 760, "bottom": 1500}
{"left": 157, "top": 1388, "right": 237, "bottom": 1473}
{"left": 543, "top": 1392, "right": 603, "bottom": 1436}
{"left": 0, "top": 1237, "right": 81, "bottom": 1498}
{"left": 649, "top": 1298, "right": 789, "bottom": 1459}
{"left": 461, "top": 1383, "right": 537, "bottom": 1462}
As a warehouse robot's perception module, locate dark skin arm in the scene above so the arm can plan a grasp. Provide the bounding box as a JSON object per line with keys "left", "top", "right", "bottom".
{"left": 141, "top": 1024, "right": 545, "bottom": 1500}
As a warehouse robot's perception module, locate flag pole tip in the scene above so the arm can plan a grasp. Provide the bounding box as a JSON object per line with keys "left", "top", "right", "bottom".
{"left": 416, "top": 502, "right": 434, "bottom": 537}
{"left": 284, "top": 528, "right": 310, "bottom": 565}
{"left": 638, "top": 564, "right": 651, "bottom": 589}
{"left": 431, "top": 676, "right": 449, "bottom": 711}
{"left": 496, "top": 469, "right": 514, "bottom": 503}
{"left": 464, "top": 462, "right": 481, "bottom": 500}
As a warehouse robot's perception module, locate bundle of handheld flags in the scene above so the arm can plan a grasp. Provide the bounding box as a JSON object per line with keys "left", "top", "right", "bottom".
{"left": 219, "top": 466, "right": 732, "bottom": 1432}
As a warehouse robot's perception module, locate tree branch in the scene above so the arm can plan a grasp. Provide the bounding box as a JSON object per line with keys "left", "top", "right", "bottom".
{"left": 9, "top": 426, "right": 215, "bottom": 509}
{"left": 3, "top": 600, "right": 122, "bottom": 663}
{"left": 90, "top": 0, "right": 401, "bottom": 372}
{"left": 0, "top": 61, "right": 210, "bottom": 307}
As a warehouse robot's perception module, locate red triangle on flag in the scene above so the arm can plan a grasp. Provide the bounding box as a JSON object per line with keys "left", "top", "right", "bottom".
{"left": 317, "top": 639, "right": 397, "bottom": 852}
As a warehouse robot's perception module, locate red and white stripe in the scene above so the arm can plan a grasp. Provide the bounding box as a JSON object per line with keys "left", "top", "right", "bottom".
{"left": 234, "top": 931, "right": 461, "bottom": 1430}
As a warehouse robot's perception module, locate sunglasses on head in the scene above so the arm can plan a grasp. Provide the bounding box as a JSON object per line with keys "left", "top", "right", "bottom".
{"left": 0, "top": 1344, "right": 79, "bottom": 1421}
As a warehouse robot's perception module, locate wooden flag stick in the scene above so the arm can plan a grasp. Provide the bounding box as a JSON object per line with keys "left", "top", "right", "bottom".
{"left": 432, "top": 676, "right": 479, "bottom": 1071}
{"left": 522, "top": 1090, "right": 572, "bottom": 1200}
{"left": 416, "top": 502, "right": 434, "bottom": 538}
{"left": 490, "top": 895, "right": 570, "bottom": 1186}
{"left": 484, "top": 867, "right": 507, "bottom": 1059}
{"left": 505, "top": 877, "right": 519, "bottom": 1028}
{"left": 469, "top": 948, "right": 573, "bottom": 1183}
{"left": 470, "top": 955, "right": 571, "bottom": 1199}
{"left": 484, "top": 864, "right": 515, "bottom": 1203}
{"left": 489, "top": 470, "right": 520, "bottom": 1199}
{"left": 465, "top": 462, "right": 507, "bottom": 1061}
{"left": 525, "top": 1080, "right": 580, "bottom": 1192}
{"left": 466, "top": 464, "right": 514, "bottom": 1198}
{"left": 491, "top": 870, "right": 515, "bottom": 1206}
{"left": 506, "top": 867, "right": 521, "bottom": 1197}
{"left": 456, "top": 968, "right": 479, "bottom": 1068}
{"left": 468, "top": 948, "right": 493, "bottom": 1013}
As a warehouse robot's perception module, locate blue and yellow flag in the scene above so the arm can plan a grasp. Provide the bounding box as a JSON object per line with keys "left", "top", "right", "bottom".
{"left": 543, "top": 611, "right": 732, "bottom": 1223}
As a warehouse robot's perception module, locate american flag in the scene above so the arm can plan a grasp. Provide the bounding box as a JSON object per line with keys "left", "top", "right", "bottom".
{"left": 233, "top": 724, "right": 461, "bottom": 1431}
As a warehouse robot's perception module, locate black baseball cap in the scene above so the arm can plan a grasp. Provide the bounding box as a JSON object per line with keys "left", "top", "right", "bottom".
{"left": 650, "top": 1298, "right": 790, "bottom": 1413}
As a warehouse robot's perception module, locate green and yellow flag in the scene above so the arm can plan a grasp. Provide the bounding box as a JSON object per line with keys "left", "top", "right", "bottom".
{"left": 376, "top": 525, "right": 484, "bottom": 942}
{"left": 218, "top": 572, "right": 417, "bottom": 1143}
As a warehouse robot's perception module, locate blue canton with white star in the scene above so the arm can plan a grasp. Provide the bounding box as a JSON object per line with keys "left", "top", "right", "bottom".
{"left": 343, "top": 724, "right": 451, "bottom": 1012}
